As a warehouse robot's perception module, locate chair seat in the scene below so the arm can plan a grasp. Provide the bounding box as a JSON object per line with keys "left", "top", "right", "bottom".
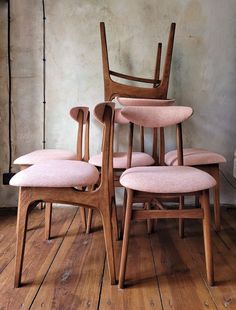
{"left": 10, "top": 160, "right": 99, "bottom": 187}
{"left": 120, "top": 166, "right": 216, "bottom": 193}
{"left": 89, "top": 152, "right": 155, "bottom": 169}
{"left": 14, "top": 149, "right": 77, "bottom": 166}
{"left": 165, "top": 148, "right": 226, "bottom": 166}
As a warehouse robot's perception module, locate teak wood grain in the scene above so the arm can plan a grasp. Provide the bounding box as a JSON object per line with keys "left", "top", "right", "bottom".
{"left": 0, "top": 205, "right": 236, "bottom": 309}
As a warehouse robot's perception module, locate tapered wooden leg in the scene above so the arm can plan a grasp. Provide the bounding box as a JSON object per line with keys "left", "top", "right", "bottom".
{"left": 45, "top": 203, "right": 52, "bottom": 240}
{"left": 120, "top": 189, "right": 127, "bottom": 239}
{"left": 100, "top": 202, "right": 116, "bottom": 285}
{"left": 211, "top": 165, "right": 221, "bottom": 231}
{"left": 86, "top": 185, "right": 95, "bottom": 234}
{"left": 86, "top": 209, "right": 93, "bottom": 234}
{"left": 201, "top": 190, "right": 214, "bottom": 286}
{"left": 14, "top": 188, "right": 30, "bottom": 288}
{"left": 79, "top": 207, "right": 86, "bottom": 232}
{"left": 178, "top": 196, "right": 184, "bottom": 238}
{"left": 111, "top": 196, "right": 119, "bottom": 241}
{"left": 119, "top": 189, "right": 133, "bottom": 289}
{"left": 146, "top": 203, "right": 153, "bottom": 234}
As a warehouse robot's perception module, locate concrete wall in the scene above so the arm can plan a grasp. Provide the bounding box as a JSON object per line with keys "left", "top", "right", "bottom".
{"left": 0, "top": 0, "right": 235, "bottom": 207}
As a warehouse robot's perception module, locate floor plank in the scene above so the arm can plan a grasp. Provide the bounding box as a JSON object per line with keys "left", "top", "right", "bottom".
{"left": 0, "top": 206, "right": 236, "bottom": 310}
{"left": 0, "top": 206, "right": 77, "bottom": 310}
{"left": 99, "top": 220, "right": 163, "bottom": 310}
{"left": 183, "top": 215, "right": 236, "bottom": 310}
{"left": 0, "top": 209, "right": 44, "bottom": 273}
{"left": 30, "top": 209, "right": 106, "bottom": 310}
{"left": 150, "top": 219, "right": 217, "bottom": 310}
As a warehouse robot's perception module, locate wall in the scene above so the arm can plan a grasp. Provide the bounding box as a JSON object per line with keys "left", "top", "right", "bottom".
{"left": 0, "top": 0, "right": 235, "bottom": 207}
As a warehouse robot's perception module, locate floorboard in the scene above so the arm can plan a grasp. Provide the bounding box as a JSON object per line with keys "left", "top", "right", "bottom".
{"left": 0, "top": 205, "right": 235, "bottom": 310}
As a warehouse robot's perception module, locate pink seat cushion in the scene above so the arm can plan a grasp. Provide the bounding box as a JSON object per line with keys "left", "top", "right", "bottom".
{"left": 165, "top": 148, "right": 226, "bottom": 166}
{"left": 116, "top": 97, "right": 175, "bottom": 107}
{"left": 10, "top": 160, "right": 99, "bottom": 187}
{"left": 14, "top": 149, "right": 76, "bottom": 166}
{"left": 120, "top": 166, "right": 216, "bottom": 193}
{"left": 89, "top": 152, "right": 155, "bottom": 169}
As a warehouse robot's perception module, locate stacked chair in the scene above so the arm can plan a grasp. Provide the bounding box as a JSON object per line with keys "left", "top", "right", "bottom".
{"left": 10, "top": 102, "right": 116, "bottom": 287}
{"left": 13, "top": 107, "right": 90, "bottom": 234}
{"left": 10, "top": 21, "right": 226, "bottom": 290}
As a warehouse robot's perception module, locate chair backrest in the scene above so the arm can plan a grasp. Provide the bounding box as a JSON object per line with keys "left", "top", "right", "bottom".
{"left": 116, "top": 97, "right": 176, "bottom": 164}
{"left": 121, "top": 106, "right": 193, "bottom": 166}
{"left": 70, "top": 107, "right": 90, "bottom": 161}
{"left": 93, "top": 102, "right": 115, "bottom": 193}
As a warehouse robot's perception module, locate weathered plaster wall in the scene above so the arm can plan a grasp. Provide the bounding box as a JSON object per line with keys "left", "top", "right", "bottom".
{"left": 0, "top": 0, "right": 235, "bottom": 207}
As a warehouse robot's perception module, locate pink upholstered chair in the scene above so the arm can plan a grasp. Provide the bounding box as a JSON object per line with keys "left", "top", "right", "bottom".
{"left": 13, "top": 107, "right": 90, "bottom": 235}
{"left": 165, "top": 148, "right": 226, "bottom": 232}
{"left": 118, "top": 106, "right": 216, "bottom": 288}
{"left": 10, "top": 102, "right": 116, "bottom": 288}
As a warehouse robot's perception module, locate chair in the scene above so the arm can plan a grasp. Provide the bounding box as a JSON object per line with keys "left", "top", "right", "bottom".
{"left": 100, "top": 22, "right": 176, "bottom": 101}
{"left": 10, "top": 102, "right": 116, "bottom": 287}
{"left": 87, "top": 107, "right": 156, "bottom": 235}
{"left": 118, "top": 105, "right": 216, "bottom": 288}
{"left": 165, "top": 148, "right": 226, "bottom": 232}
{"left": 13, "top": 107, "right": 90, "bottom": 234}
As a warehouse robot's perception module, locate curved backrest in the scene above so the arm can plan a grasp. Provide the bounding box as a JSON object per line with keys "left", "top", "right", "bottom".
{"left": 121, "top": 106, "right": 193, "bottom": 128}
{"left": 69, "top": 106, "right": 90, "bottom": 161}
{"left": 70, "top": 107, "right": 89, "bottom": 124}
{"left": 116, "top": 97, "right": 175, "bottom": 107}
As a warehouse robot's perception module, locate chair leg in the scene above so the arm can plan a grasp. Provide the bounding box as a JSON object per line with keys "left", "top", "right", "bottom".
{"left": 14, "top": 189, "right": 30, "bottom": 288}
{"left": 111, "top": 196, "right": 119, "bottom": 241}
{"left": 86, "top": 185, "right": 95, "bottom": 234}
{"left": 120, "top": 189, "right": 127, "bottom": 240}
{"left": 45, "top": 203, "right": 52, "bottom": 240}
{"left": 118, "top": 189, "right": 133, "bottom": 289}
{"left": 201, "top": 189, "right": 214, "bottom": 286}
{"left": 86, "top": 209, "right": 93, "bottom": 234}
{"left": 178, "top": 196, "right": 184, "bottom": 238}
{"left": 100, "top": 203, "right": 116, "bottom": 285}
{"left": 211, "top": 165, "right": 221, "bottom": 231}
{"left": 79, "top": 207, "right": 86, "bottom": 232}
{"left": 146, "top": 203, "right": 153, "bottom": 234}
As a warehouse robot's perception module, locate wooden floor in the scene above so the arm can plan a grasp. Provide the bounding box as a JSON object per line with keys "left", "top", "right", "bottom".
{"left": 0, "top": 205, "right": 236, "bottom": 310}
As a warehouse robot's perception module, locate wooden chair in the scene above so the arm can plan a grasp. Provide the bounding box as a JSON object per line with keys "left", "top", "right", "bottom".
{"left": 118, "top": 105, "right": 216, "bottom": 288}
{"left": 13, "top": 107, "right": 90, "bottom": 235}
{"left": 10, "top": 102, "right": 116, "bottom": 287}
{"left": 100, "top": 21, "right": 176, "bottom": 101}
{"left": 165, "top": 147, "right": 226, "bottom": 233}
{"left": 87, "top": 106, "right": 160, "bottom": 235}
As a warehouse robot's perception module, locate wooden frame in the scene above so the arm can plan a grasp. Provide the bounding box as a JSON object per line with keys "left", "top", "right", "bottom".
{"left": 100, "top": 21, "right": 176, "bottom": 101}
{"left": 14, "top": 103, "right": 116, "bottom": 288}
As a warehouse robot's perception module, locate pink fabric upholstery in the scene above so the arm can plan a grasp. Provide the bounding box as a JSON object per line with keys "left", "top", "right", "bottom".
{"left": 165, "top": 148, "right": 226, "bottom": 166}
{"left": 116, "top": 97, "right": 175, "bottom": 107}
{"left": 94, "top": 102, "right": 115, "bottom": 124}
{"left": 14, "top": 149, "right": 76, "bottom": 166}
{"left": 121, "top": 106, "right": 193, "bottom": 128}
{"left": 120, "top": 166, "right": 216, "bottom": 193}
{"left": 10, "top": 160, "right": 99, "bottom": 187}
{"left": 89, "top": 152, "right": 155, "bottom": 169}
{"left": 70, "top": 107, "right": 89, "bottom": 124}
{"left": 114, "top": 109, "right": 129, "bottom": 124}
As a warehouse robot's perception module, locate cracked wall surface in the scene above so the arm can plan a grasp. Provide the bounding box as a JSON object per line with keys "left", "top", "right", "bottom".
{"left": 0, "top": 0, "right": 235, "bottom": 207}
